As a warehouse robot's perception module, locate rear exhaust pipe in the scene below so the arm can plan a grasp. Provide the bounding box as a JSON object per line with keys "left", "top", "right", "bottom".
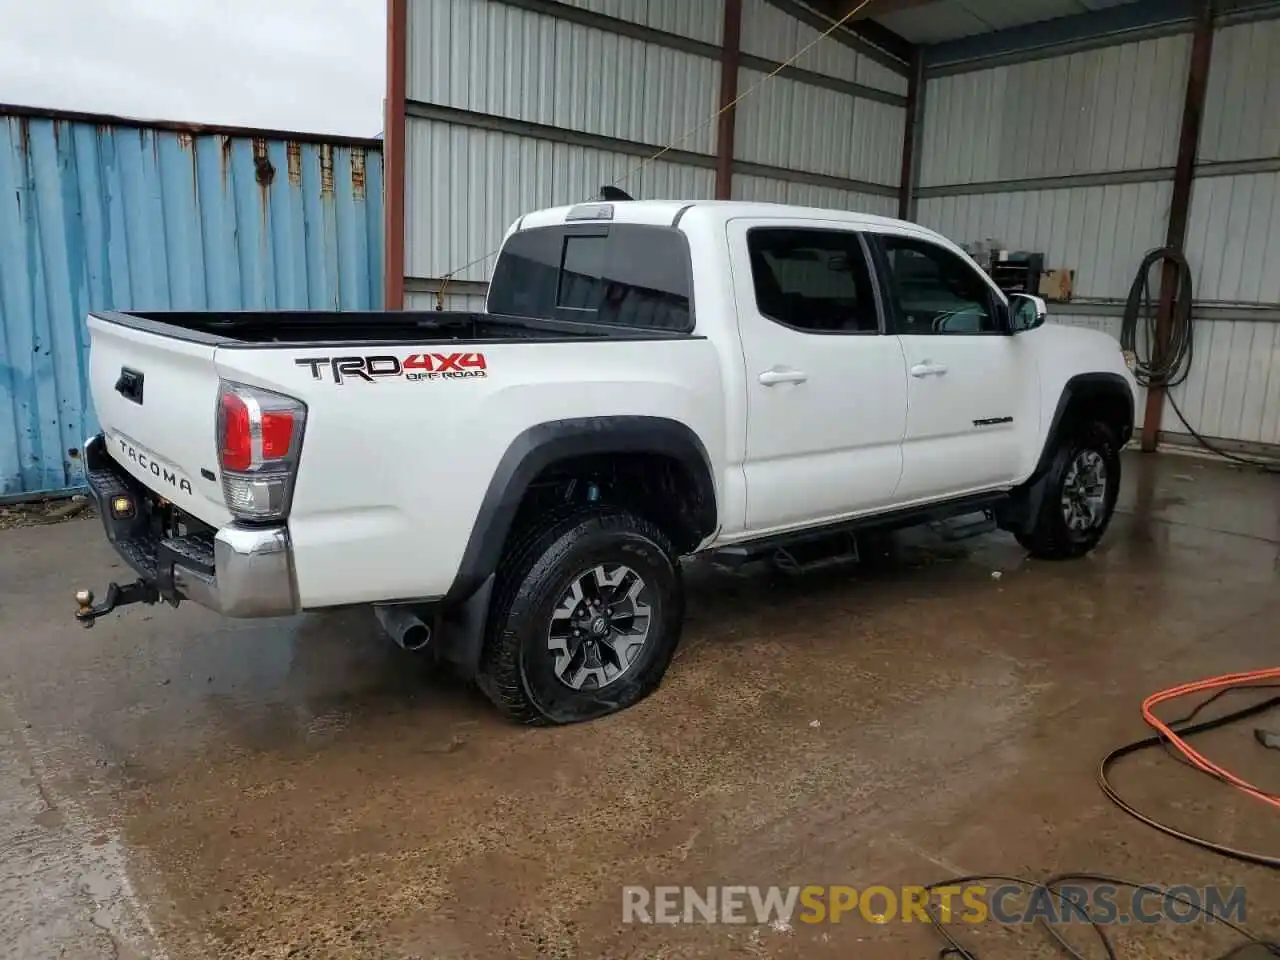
{"left": 374, "top": 604, "right": 431, "bottom": 652}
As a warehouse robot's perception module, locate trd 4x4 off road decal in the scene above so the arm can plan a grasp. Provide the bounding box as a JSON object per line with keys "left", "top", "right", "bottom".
{"left": 296, "top": 353, "right": 487, "bottom": 384}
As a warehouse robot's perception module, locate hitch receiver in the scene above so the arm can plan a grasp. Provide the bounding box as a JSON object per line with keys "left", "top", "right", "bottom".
{"left": 74, "top": 580, "right": 161, "bottom": 628}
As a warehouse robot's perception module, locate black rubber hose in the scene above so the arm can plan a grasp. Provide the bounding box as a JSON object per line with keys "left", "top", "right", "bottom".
{"left": 1122, "top": 247, "right": 1279, "bottom": 470}
{"left": 1099, "top": 695, "right": 1280, "bottom": 869}
{"left": 1121, "top": 247, "right": 1195, "bottom": 390}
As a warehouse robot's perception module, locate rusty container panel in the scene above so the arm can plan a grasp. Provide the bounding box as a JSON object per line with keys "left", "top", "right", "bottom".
{"left": 0, "top": 109, "right": 383, "bottom": 498}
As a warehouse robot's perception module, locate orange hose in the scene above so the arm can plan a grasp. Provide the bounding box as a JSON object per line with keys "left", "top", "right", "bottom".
{"left": 1141, "top": 668, "right": 1280, "bottom": 810}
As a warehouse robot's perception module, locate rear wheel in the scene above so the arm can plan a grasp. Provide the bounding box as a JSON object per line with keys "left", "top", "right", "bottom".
{"left": 476, "top": 506, "right": 684, "bottom": 724}
{"left": 1016, "top": 422, "right": 1121, "bottom": 560}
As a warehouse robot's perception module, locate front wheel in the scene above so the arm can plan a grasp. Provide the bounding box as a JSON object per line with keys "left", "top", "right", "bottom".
{"left": 1016, "top": 422, "right": 1121, "bottom": 560}
{"left": 477, "top": 506, "right": 684, "bottom": 725}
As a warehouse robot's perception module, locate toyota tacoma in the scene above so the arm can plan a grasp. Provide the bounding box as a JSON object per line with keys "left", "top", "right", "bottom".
{"left": 75, "top": 199, "right": 1136, "bottom": 724}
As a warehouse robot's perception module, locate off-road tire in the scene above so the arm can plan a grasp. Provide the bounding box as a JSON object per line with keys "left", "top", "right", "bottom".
{"left": 1016, "top": 421, "right": 1121, "bottom": 561}
{"left": 476, "top": 506, "right": 684, "bottom": 725}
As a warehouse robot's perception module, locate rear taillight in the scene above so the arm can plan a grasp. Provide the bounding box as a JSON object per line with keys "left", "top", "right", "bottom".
{"left": 215, "top": 381, "right": 306, "bottom": 522}
{"left": 219, "top": 392, "right": 253, "bottom": 471}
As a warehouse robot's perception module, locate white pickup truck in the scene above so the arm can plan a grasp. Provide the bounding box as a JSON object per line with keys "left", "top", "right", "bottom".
{"left": 76, "top": 199, "right": 1136, "bottom": 724}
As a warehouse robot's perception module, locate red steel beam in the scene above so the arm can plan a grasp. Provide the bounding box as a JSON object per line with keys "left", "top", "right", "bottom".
{"left": 1142, "top": 0, "right": 1213, "bottom": 451}
{"left": 384, "top": 0, "right": 409, "bottom": 310}
{"left": 715, "top": 0, "right": 744, "bottom": 200}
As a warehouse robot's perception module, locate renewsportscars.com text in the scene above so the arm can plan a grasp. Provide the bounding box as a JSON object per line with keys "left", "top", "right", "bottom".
{"left": 621, "top": 884, "right": 1248, "bottom": 927}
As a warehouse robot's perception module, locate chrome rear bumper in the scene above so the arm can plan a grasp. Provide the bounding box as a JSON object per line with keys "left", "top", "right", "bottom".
{"left": 81, "top": 433, "right": 298, "bottom": 620}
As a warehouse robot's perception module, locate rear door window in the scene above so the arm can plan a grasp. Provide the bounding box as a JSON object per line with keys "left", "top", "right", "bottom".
{"left": 488, "top": 224, "right": 693, "bottom": 331}
{"left": 746, "top": 227, "right": 880, "bottom": 333}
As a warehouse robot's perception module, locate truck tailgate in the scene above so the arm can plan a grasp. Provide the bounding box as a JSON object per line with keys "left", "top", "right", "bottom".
{"left": 87, "top": 315, "right": 232, "bottom": 527}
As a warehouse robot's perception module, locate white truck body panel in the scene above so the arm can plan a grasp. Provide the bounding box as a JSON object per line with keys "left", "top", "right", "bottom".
{"left": 216, "top": 338, "right": 726, "bottom": 608}
{"left": 82, "top": 199, "right": 1137, "bottom": 612}
{"left": 88, "top": 317, "right": 233, "bottom": 527}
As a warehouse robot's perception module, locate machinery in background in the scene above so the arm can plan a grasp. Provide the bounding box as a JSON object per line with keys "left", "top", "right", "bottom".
{"left": 963, "top": 239, "right": 1074, "bottom": 303}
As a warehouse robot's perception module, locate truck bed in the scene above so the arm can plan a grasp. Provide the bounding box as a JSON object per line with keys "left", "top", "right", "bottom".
{"left": 92, "top": 310, "right": 697, "bottom": 347}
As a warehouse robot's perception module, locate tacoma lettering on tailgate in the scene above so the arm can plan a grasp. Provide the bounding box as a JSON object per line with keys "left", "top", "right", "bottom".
{"left": 116, "top": 437, "right": 194, "bottom": 494}
{"left": 295, "top": 353, "right": 488, "bottom": 384}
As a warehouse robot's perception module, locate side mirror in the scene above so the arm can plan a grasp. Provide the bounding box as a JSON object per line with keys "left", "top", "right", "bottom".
{"left": 1010, "top": 293, "right": 1047, "bottom": 332}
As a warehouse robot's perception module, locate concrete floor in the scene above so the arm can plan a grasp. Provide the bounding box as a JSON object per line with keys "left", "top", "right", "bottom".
{"left": 0, "top": 452, "right": 1277, "bottom": 959}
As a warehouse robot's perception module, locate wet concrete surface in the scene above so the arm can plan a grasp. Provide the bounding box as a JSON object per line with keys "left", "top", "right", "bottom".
{"left": 0, "top": 451, "right": 1277, "bottom": 959}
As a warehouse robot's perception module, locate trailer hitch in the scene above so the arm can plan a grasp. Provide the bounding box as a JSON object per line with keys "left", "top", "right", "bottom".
{"left": 74, "top": 580, "right": 160, "bottom": 628}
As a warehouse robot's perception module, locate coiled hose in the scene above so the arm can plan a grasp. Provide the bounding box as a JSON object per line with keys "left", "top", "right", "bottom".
{"left": 1121, "top": 247, "right": 1278, "bottom": 470}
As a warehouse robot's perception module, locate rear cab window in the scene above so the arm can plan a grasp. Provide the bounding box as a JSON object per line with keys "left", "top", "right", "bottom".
{"left": 488, "top": 224, "right": 694, "bottom": 331}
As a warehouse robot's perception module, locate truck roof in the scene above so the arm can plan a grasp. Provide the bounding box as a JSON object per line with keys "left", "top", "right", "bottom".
{"left": 516, "top": 198, "right": 955, "bottom": 248}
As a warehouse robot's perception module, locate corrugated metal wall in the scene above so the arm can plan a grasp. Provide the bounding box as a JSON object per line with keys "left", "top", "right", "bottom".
{"left": 408, "top": 1, "right": 720, "bottom": 153}
{"left": 917, "top": 34, "right": 1188, "bottom": 301}
{"left": 732, "top": 70, "right": 904, "bottom": 186}
{"left": 400, "top": 0, "right": 908, "bottom": 304}
{"left": 737, "top": 0, "right": 907, "bottom": 96}
{"left": 731, "top": 173, "right": 897, "bottom": 217}
{"left": 1164, "top": 15, "right": 1280, "bottom": 450}
{"left": 403, "top": 0, "right": 724, "bottom": 295}
{"left": 919, "top": 182, "right": 1174, "bottom": 301}
{"left": 915, "top": 19, "right": 1280, "bottom": 452}
{"left": 405, "top": 118, "right": 715, "bottom": 284}
{"left": 558, "top": 0, "right": 723, "bottom": 45}
{"left": 920, "top": 35, "right": 1190, "bottom": 186}
{"left": 0, "top": 109, "right": 384, "bottom": 498}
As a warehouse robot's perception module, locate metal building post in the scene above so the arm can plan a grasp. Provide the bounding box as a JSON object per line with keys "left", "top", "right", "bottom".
{"left": 898, "top": 47, "right": 923, "bottom": 221}
{"left": 384, "top": 0, "right": 409, "bottom": 310}
{"left": 716, "top": 0, "right": 744, "bottom": 200}
{"left": 1142, "top": 0, "right": 1213, "bottom": 451}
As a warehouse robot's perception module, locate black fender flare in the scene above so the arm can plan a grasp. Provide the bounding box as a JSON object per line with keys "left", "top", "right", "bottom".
{"left": 1028, "top": 372, "right": 1135, "bottom": 485}
{"left": 997, "top": 373, "right": 1133, "bottom": 535}
{"left": 444, "top": 415, "right": 717, "bottom": 606}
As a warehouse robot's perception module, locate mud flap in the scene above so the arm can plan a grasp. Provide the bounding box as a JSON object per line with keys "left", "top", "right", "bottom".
{"left": 435, "top": 574, "right": 495, "bottom": 680}
{"left": 996, "top": 471, "right": 1052, "bottom": 536}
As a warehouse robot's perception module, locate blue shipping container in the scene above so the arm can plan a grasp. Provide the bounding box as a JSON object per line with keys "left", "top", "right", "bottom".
{"left": 0, "top": 106, "right": 384, "bottom": 499}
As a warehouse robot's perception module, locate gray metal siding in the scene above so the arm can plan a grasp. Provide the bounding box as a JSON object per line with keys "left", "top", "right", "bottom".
{"left": 734, "top": 69, "right": 904, "bottom": 186}
{"left": 557, "top": 0, "right": 724, "bottom": 45}
{"left": 405, "top": 118, "right": 714, "bottom": 282}
{"left": 1199, "top": 18, "right": 1280, "bottom": 164}
{"left": 1039, "top": 240, "right": 1280, "bottom": 450}
{"left": 401, "top": 0, "right": 906, "bottom": 297}
{"left": 920, "top": 34, "right": 1189, "bottom": 187}
{"left": 732, "top": 173, "right": 897, "bottom": 217}
{"left": 917, "top": 181, "right": 1173, "bottom": 299}
{"left": 1184, "top": 171, "right": 1280, "bottom": 304}
{"left": 916, "top": 21, "right": 1280, "bottom": 452}
{"left": 407, "top": 291, "right": 489, "bottom": 312}
{"left": 408, "top": 0, "right": 721, "bottom": 154}
{"left": 738, "top": 0, "right": 909, "bottom": 96}
{"left": 0, "top": 112, "right": 383, "bottom": 498}
{"left": 1163, "top": 318, "right": 1280, "bottom": 447}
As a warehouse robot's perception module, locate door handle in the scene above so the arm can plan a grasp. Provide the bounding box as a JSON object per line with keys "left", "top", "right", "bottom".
{"left": 910, "top": 362, "right": 948, "bottom": 378}
{"left": 758, "top": 368, "right": 809, "bottom": 386}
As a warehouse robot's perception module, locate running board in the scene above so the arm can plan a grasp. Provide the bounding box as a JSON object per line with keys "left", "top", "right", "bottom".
{"left": 709, "top": 492, "right": 1010, "bottom": 572}
{"left": 931, "top": 509, "right": 998, "bottom": 542}
{"left": 713, "top": 529, "right": 860, "bottom": 574}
